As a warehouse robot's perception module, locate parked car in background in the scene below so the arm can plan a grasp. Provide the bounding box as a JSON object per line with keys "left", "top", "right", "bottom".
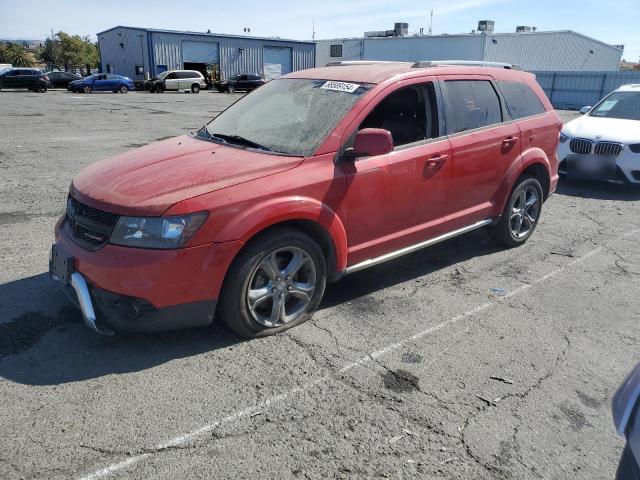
{"left": 613, "top": 363, "right": 640, "bottom": 479}
{"left": 46, "top": 71, "right": 83, "bottom": 89}
{"left": 146, "top": 70, "right": 206, "bottom": 93}
{"left": 214, "top": 74, "right": 265, "bottom": 93}
{"left": 0, "top": 68, "right": 49, "bottom": 92}
{"left": 558, "top": 84, "right": 640, "bottom": 184}
{"left": 50, "top": 61, "right": 560, "bottom": 337}
{"left": 69, "top": 73, "right": 135, "bottom": 94}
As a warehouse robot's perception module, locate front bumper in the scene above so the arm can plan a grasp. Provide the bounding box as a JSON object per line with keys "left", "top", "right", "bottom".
{"left": 558, "top": 141, "right": 640, "bottom": 183}
{"left": 52, "top": 221, "right": 243, "bottom": 333}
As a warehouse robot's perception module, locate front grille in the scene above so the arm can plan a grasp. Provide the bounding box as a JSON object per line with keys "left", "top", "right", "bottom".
{"left": 594, "top": 142, "right": 623, "bottom": 157}
{"left": 570, "top": 139, "right": 623, "bottom": 157}
{"left": 65, "top": 196, "right": 120, "bottom": 251}
{"left": 569, "top": 139, "right": 592, "bottom": 155}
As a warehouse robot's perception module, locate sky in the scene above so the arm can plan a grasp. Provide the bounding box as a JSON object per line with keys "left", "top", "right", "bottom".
{"left": 1, "top": 0, "right": 639, "bottom": 61}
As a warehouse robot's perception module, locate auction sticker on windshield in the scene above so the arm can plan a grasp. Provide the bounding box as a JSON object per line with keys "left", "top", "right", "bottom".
{"left": 321, "top": 81, "right": 361, "bottom": 93}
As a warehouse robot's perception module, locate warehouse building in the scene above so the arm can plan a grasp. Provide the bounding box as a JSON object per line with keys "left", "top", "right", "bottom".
{"left": 97, "top": 26, "right": 315, "bottom": 84}
{"left": 317, "top": 22, "right": 624, "bottom": 72}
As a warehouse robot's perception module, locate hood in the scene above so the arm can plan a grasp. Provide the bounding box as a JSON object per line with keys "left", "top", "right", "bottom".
{"left": 72, "top": 134, "right": 302, "bottom": 216}
{"left": 563, "top": 115, "right": 640, "bottom": 144}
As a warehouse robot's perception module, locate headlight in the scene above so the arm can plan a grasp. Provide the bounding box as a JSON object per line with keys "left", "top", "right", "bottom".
{"left": 629, "top": 144, "right": 640, "bottom": 153}
{"left": 110, "top": 212, "right": 208, "bottom": 249}
{"left": 559, "top": 132, "right": 569, "bottom": 143}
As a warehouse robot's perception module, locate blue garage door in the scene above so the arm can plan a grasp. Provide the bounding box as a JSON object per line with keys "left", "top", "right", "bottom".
{"left": 182, "top": 41, "right": 219, "bottom": 63}
{"left": 264, "top": 46, "right": 292, "bottom": 80}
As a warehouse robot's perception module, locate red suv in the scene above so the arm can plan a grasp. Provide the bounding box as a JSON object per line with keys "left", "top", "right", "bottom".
{"left": 50, "top": 61, "right": 561, "bottom": 337}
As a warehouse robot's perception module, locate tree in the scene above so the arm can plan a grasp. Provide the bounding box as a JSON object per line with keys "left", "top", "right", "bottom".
{"left": 37, "top": 31, "right": 99, "bottom": 72}
{"left": 2, "top": 43, "right": 34, "bottom": 67}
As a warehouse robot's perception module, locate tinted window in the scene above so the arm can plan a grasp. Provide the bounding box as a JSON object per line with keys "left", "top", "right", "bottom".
{"left": 330, "top": 45, "right": 342, "bottom": 58}
{"left": 498, "top": 81, "right": 545, "bottom": 119}
{"left": 188, "top": 72, "right": 200, "bottom": 78}
{"left": 249, "top": 75, "right": 261, "bottom": 80}
{"left": 360, "top": 83, "right": 438, "bottom": 148}
{"left": 166, "top": 72, "right": 178, "bottom": 79}
{"left": 443, "top": 80, "right": 502, "bottom": 134}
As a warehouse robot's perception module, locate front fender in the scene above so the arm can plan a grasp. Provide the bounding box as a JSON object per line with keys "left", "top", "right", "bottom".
{"left": 214, "top": 196, "right": 349, "bottom": 272}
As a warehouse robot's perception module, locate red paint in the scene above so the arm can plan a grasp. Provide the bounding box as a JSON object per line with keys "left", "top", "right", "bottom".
{"left": 66, "top": 65, "right": 560, "bottom": 310}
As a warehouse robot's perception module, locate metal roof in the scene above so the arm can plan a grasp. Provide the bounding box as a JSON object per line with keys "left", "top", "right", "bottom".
{"left": 96, "top": 26, "right": 314, "bottom": 45}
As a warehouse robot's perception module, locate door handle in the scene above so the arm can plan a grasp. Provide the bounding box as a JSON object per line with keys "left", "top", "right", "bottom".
{"left": 502, "top": 136, "right": 518, "bottom": 146}
{"left": 425, "top": 154, "right": 449, "bottom": 169}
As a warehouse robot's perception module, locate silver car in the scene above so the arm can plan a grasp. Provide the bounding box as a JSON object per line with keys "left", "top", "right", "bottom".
{"left": 149, "top": 70, "right": 206, "bottom": 93}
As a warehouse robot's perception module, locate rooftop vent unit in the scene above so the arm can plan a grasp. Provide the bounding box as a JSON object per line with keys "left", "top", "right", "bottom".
{"left": 516, "top": 26, "right": 532, "bottom": 33}
{"left": 478, "top": 20, "right": 495, "bottom": 34}
{"left": 364, "top": 22, "right": 409, "bottom": 38}
{"left": 394, "top": 22, "right": 409, "bottom": 37}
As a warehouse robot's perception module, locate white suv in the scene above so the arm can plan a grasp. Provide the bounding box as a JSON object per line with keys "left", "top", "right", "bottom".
{"left": 559, "top": 84, "right": 640, "bottom": 183}
{"left": 147, "top": 70, "right": 207, "bottom": 93}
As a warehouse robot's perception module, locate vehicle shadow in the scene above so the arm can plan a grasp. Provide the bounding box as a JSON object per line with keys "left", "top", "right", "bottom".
{"left": 320, "top": 228, "right": 500, "bottom": 309}
{"left": 0, "top": 273, "right": 240, "bottom": 386}
{"left": 555, "top": 178, "right": 640, "bottom": 201}
{"left": 0, "top": 229, "right": 500, "bottom": 386}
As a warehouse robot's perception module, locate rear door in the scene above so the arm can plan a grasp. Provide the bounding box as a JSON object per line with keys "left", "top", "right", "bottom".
{"left": 440, "top": 75, "right": 521, "bottom": 230}
{"left": 341, "top": 79, "right": 452, "bottom": 265}
{"left": 2, "top": 70, "right": 18, "bottom": 88}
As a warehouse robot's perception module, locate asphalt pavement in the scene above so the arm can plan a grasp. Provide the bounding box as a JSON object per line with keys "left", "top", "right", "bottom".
{"left": 0, "top": 90, "right": 638, "bottom": 479}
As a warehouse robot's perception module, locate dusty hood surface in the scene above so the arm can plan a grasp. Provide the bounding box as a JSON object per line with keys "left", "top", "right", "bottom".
{"left": 563, "top": 115, "right": 640, "bottom": 144}
{"left": 72, "top": 134, "right": 302, "bottom": 216}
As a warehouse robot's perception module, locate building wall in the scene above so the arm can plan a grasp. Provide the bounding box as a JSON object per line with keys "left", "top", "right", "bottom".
{"left": 316, "top": 39, "right": 363, "bottom": 67}
{"left": 99, "top": 27, "right": 315, "bottom": 80}
{"left": 483, "top": 31, "right": 623, "bottom": 71}
{"left": 315, "top": 31, "right": 623, "bottom": 72}
{"left": 364, "top": 35, "right": 483, "bottom": 63}
{"left": 98, "top": 27, "right": 150, "bottom": 80}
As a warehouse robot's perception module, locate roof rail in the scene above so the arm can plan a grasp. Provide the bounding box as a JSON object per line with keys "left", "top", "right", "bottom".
{"left": 411, "top": 60, "right": 522, "bottom": 70}
{"left": 325, "top": 60, "right": 407, "bottom": 67}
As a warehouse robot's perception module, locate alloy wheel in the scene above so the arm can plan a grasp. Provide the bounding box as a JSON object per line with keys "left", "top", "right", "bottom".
{"left": 246, "top": 247, "right": 316, "bottom": 328}
{"left": 510, "top": 186, "right": 540, "bottom": 239}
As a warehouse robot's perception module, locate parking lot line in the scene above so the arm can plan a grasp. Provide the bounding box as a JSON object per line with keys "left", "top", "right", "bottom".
{"left": 74, "top": 226, "right": 638, "bottom": 479}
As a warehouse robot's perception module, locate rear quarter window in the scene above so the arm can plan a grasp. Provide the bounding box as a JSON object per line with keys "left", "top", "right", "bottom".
{"left": 498, "top": 81, "right": 546, "bottom": 119}
{"left": 443, "top": 80, "right": 502, "bottom": 134}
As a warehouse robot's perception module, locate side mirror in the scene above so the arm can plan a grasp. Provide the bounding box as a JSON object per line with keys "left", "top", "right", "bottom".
{"left": 580, "top": 106, "right": 592, "bottom": 114}
{"left": 345, "top": 128, "right": 394, "bottom": 159}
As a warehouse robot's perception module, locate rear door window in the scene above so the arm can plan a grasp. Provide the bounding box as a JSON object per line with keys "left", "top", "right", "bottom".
{"left": 497, "top": 80, "right": 546, "bottom": 119}
{"left": 443, "top": 80, "right": 502, "bottom": 134}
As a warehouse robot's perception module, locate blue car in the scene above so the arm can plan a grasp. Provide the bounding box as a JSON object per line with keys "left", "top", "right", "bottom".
{"left": 69, "top": 73, "right": 134, "bottom": 94}
{"left": 613, "top": 363, "right": 640, "bottom": 479}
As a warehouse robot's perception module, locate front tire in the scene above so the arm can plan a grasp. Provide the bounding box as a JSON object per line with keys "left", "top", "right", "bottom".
{"left": 228, "top": 85, "right": 235, "bottom": 94}
{"left": 489, "top": 175, "right": 543, "bottom": 247}
{"left": 156, "top": 83, "right": 164, "bottom": 93}
{"left": 218, "top": 227, "right": 327, "bottom": 338}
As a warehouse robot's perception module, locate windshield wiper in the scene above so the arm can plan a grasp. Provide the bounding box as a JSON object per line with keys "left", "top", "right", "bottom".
{"left": 209, "top": 133, "right": 273, "bottom": 152}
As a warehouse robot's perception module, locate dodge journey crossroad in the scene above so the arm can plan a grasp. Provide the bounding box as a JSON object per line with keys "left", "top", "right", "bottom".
{"left": 50, "top": 60, "right": 562, "bottom": 337}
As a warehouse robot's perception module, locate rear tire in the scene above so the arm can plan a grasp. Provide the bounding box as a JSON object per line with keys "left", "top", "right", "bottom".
{"left": 489, "top": 175, "right": 543, "bottom": 247}
{"left": 119, "top": 85, "right": 128, "bottom": 93}
{"left": 218, "top": 227, "right": 327, "bottom": 338}
{"left": 191, "top": 84, "right": 200, "bottom": 93}
{"left": 37, "top": 84, "right": 47, "bottom": 93}
{"left": 83, "top": 85, "right": 91, "bottom": 94}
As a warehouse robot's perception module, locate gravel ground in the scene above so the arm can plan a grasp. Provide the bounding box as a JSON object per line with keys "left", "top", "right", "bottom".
{"left": 0, "top": 91, "right": 638, "bottom": 480}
